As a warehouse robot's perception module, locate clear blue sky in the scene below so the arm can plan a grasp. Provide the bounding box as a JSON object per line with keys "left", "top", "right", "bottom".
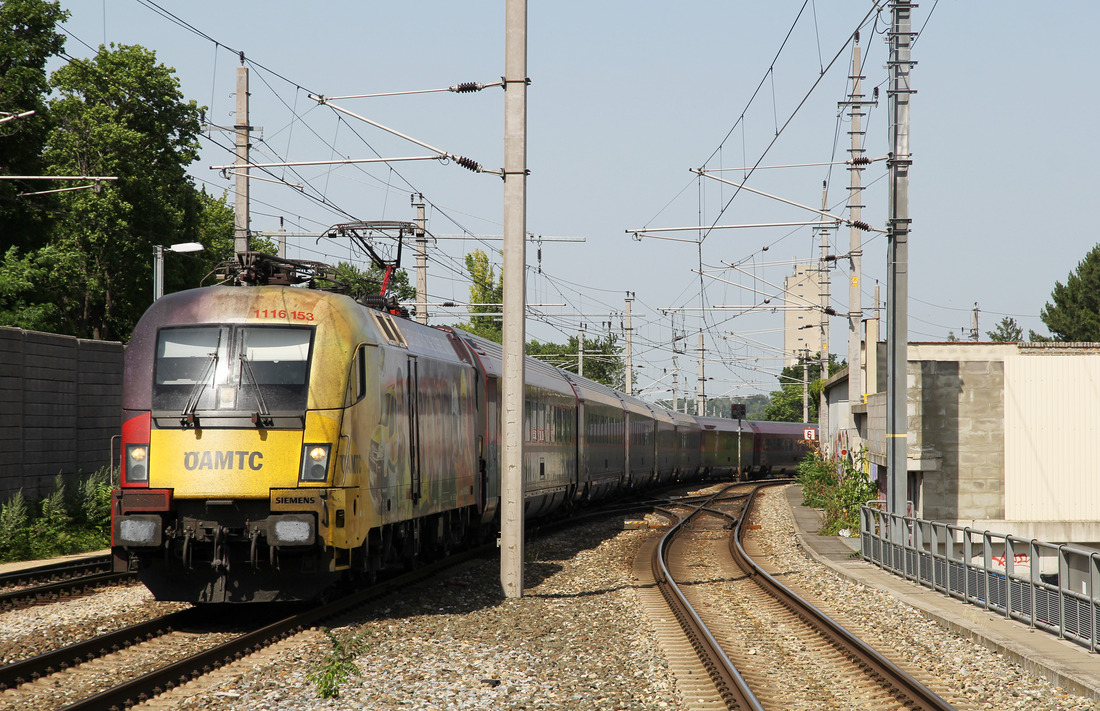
{"left": 55, "top": 1, "right": 1100, "bottom": 401}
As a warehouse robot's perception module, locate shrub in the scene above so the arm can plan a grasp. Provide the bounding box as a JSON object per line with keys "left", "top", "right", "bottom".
{"left": 0, "top": 490, "right": 32, "bottom": 562}
{"left": 0, "top": 468, "right": 115, "bottom": 563}
{"left": 796, "top": 449, "right": 878, "bottom": 535}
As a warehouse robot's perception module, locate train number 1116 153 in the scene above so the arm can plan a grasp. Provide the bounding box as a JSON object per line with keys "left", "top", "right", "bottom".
{"left": 253, "top": 309, "right": 314, "bottom": 321}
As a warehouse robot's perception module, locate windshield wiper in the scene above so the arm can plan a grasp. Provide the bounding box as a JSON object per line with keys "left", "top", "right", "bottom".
{"left": 180, "top": 330, "right": 222, "bottom": 427}
{"left": 180, "top": 351, "right": 218, "bottom": 427}
{"left": 238, "top": 354, "right": 273, "bottom": 428}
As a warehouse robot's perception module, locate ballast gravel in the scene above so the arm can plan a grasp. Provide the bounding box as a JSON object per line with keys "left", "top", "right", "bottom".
{"left": 2, "top": 483, "right": 1097, "bottom": 710}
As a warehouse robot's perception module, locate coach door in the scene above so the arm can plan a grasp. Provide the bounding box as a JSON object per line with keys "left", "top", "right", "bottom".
{"left": 407, "top": 355, "right": 421, "bottom": 505}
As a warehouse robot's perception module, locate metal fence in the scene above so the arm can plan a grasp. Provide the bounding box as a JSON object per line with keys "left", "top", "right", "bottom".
{"left": 860, "top": 505, "right": 1100, "bottom": 653}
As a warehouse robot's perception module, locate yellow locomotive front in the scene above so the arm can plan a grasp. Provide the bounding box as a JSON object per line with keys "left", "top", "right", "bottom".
{"left": 112, "top": 285, "right": 369, "bottom": 603}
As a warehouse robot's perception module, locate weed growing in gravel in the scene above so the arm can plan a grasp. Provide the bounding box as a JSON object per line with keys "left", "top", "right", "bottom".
{"left": 307, "top": 627, "right": 371, "bottom": 699}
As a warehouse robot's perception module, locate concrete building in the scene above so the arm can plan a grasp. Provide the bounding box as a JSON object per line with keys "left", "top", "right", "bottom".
{"left": 821, "top": 340, "right": 1100, "bottom": 548}
{"left": 782, "top": 264, "right": 823, "bottom": 366}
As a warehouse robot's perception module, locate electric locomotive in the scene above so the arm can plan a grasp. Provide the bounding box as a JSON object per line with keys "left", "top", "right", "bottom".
{"left": 113, "top": 272, "right": 486, "bottom": 602}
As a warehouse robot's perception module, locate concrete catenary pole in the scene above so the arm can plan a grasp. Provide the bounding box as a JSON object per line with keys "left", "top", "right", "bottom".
{"left": 847, "top": 38, "right": 866, "bottom": 407}
{"left": 413, "top": 194, "right": 428, "bottom": 325}
{"left": 696, "top": 332, "right": 705, "bottom": 416}
{"left": 819, "top": 183, "right": 830, "bottom": 383}
{"left": 625, "top": 293, "right": 634, "bottom": 395}
{"left": 670, "top": 317, "right": 681, "bottom": 412}
{"left": 234, "top": 55, "right": 250, "bottom": 256}
{"left": 578, "top": 325, "right": 584, "bottom": 377}
{"left": 802, "top": 350, "right": 810, "bottom": 423}
{"left": 500, "top": 0, "right": 528, "bottom": 599}
{"left": 886, "top": 0, "right": 914, "bottom": 524}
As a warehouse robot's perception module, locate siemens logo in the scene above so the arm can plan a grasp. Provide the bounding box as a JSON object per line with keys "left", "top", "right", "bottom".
{"left": 183, "top": 451, "right": 263, "bottom": 471}
{"left": 275, "top": 496, "right": 317, "bottom": 505}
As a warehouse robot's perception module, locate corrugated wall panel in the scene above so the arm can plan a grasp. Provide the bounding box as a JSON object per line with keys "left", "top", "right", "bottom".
{"left": 1004, "top": 354, "right": 1100, "bottom": 521}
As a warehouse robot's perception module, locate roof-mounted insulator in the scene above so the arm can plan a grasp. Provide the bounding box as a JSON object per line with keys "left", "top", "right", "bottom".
{"left": 456, "top": 156, "right": 482, "bottom": 172}
{"left": 851, "top": 220, "right": 873, "bottom": 231}
{"left": 451, "top": 82, "right": 482, "bottom": 93}
{"left": 852, "top": 156, "right": 873, "bottom": 165}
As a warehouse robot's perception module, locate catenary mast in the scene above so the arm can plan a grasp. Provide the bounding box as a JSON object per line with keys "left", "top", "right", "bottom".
{"left": 886, "top": 0, "right": 914, "bottom": 524}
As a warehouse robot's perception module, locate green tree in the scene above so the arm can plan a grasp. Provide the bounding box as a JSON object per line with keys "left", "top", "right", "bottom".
{"left": 0, "top": 42, "right": 225, "bottom": 340}
{"left": 0, "top": 0, "right": 68, "bottom": 253}
{"left": 986, "top": 316, "right": 1023, "bottom": 342}
{"left": 324, "top": 260, "right": 415, "bottom": 305}
{"left": 41, "top": 43, "right": 206, "bottom": 339}
{"left": 453, "top": 249, "right": 503, "bottom": 342}
{"left": 0, "top": 244, "right": 66, "bottom": 330}
{"left": 527, "top": 332, "right": 625, "bottom": 391}
{"left": 763, "top": 352, "right": 844, "bottom": 422}
{"left": 450, "top": 249, "right": 625, "bottom": 389}
{"left": 1032, "top": 244, "right": 1100, "bottom": 342}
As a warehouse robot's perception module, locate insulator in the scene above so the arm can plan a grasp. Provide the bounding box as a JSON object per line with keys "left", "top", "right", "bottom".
{"left": 852, "top": 156, "right": 872, "bottom": 165}
{"left": 456, "top": 156, "right": 482, "bottom": 172}
{"left": 452, "top": 82, "right": 480, "bottom": 93}
{"left": 851, "top": 220, "right": 872, "bottom": 231}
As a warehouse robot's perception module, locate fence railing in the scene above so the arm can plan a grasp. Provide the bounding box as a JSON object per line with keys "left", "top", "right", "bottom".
{"left": 860, "top": 505, "right": 1100, "bottom": 653}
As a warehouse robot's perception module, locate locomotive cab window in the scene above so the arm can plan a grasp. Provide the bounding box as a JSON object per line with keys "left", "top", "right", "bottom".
{"left": 236, "top": 327, "right": 313, "bottom": 411}
{"left": 153, "top": 325, "right": 315, "bottom": 415}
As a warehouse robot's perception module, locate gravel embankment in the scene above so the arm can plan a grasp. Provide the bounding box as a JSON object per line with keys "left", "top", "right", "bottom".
{"left": 748, "top": 487, "right": 1099, "bottom": 711}
{"left": 2, "top": 484, "right": 1097, "bottom": 710}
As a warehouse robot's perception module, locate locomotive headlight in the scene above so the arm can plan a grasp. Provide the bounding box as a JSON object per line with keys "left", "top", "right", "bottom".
{"left": 270, "top": 515, "right": 314, "bottom": 546}
{"left": 125, "top": 444, "right": 149, "bottom": 483}
{"left": 115, "top": 514, "right": 161, "bottom": 547}
{"left": 299, "top": 443, "right": 331, "bottom": 482}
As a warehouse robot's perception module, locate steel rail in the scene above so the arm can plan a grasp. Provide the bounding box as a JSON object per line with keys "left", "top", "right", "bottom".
{"left": 0, "top": 570, "right": 135, "bottom": 611}
{"left": 43, "top": 486, "right": 717, "bottom": 710}
{"left": 0, "top": 554, "right": 112, "bottom": 588}
{"left": 654, "top": 485, "right": 764, "bottom": 711}
{"left": 0, "top": 607, "right": 198, "bottom": 690}
{"left": 731, "top": 484, "right": 957, "bottom": 711}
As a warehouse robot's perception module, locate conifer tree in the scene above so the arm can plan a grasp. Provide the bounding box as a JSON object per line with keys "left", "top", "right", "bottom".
{"left": 1033, "top": 244, "right": 1100, "bottom": 342}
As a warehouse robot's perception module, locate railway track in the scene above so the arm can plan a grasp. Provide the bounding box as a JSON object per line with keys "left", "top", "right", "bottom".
{"left": 0, "top": 555, "right": 138, "bottom": 613}
{"left": 0, "top": 544, "right": 491, "bottom": 711}
{"left": 0, "top": 555, "right": 113, "bottom": 590}
{"left": 0, "top": 489, "right": 692, "bottom": 711}
{"left": 637, "top": 482, "right": 958, "bottom": 711}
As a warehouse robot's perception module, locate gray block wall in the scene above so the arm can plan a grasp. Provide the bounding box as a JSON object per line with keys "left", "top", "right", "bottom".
{"left": 915, "top": 359, "right": 1005, "bottom": 523}
{"left": 0, "top": 327, "right": 123, "bottom": 501}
